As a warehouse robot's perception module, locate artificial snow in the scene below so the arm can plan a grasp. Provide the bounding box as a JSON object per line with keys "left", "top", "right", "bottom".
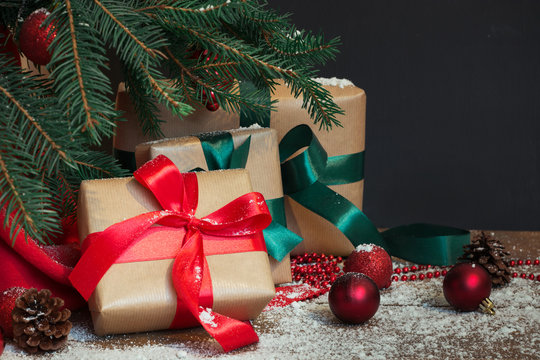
{"left": 313, "top": 77, "right": 355, "bottom": 88}
{"left": 355, "top": 243, "right": 375, "bottom": 252}
{"left": 2, "top": 262, "right": 538, "bottom": 359}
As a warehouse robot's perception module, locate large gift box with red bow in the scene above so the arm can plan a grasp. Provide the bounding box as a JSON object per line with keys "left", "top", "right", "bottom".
{"left": 70, "top": 156, "right": 275, "bottom": 352}
{"left": 135, "top": 127, "right": 302, "bottom": 284}
{"left": 114, "top": 78, "right": 369, "bottom": 256}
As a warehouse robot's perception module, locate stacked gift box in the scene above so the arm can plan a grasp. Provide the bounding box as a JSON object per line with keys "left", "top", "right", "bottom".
{"left": 114, "top": 78, "right": 368, "bottom": 257}
{"left": 72, "top": 78, "right": 368, "bottom": 350}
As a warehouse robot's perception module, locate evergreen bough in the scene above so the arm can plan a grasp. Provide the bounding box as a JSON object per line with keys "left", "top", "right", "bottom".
{"left": 0, "top": 0, "right": 342, "bottom": 244}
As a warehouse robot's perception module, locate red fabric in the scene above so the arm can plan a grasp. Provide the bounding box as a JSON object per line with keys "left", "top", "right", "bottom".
{"left": 0, "top": 211, "right": 84, "bottom": 310}
{"left": 70, "top": 155, "right": 272, "bottom": 352}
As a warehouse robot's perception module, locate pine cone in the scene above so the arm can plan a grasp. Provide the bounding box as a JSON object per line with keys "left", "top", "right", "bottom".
{"left": 11, "top": 288, "right": 71, "bottom": 354}
{"left": 460, "top": 232, "right": 512, "bottom": 286}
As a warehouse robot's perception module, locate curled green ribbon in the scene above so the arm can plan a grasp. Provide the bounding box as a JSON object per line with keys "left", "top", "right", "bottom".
{"left": 382, "top": 224, "right": 470, "bottom": 265}
{"left": 195, "top": 131, "right": 302, "bottom": 262}
{"left": 279, "top": 124, "right": 469, "bottom": 265}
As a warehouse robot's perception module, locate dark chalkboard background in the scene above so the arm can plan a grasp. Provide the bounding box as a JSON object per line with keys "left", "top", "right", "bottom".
{"left": 270, "top": 0, "right": 540, "bottom": 230}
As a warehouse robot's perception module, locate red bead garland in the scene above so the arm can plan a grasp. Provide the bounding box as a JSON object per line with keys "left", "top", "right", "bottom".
{"left": 290, "top": 255, "right": 540, "bottom": 290}
{"left": 507, "top": 258, "right": 539, "bottom": 282}
{"left": 388, "top": 257, "right": 539, "bottom": 282}
{"left": 291, "top": 253, "right": 344, "bottom": 292}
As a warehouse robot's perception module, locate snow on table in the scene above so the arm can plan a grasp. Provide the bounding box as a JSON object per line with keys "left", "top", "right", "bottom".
{"left": 3, "top": 273, "right": 538, "bottom": 360}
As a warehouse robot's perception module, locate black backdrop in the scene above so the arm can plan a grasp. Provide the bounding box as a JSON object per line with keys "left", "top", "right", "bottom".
{"left": 270, "top": 0, "right": 540, "bottom": 230}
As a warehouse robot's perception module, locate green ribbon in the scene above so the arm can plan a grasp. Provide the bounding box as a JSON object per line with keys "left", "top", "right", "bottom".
{"left": 197, "top": 131, "right": 251, "bottom": 170}
{"left": 279, "top": 124, "right": 469, "bottom": 265}
{"left": 195, "top": 131, "right": 302, "bottom": 262}
{"left": 381, "top": 224, "right": 470, "bottom": 265}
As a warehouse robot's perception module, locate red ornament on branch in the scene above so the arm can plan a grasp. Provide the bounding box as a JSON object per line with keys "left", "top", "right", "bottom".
{"left": 343, "top": 244, "right": 393, "bottom": 289}
{"left": 203, "top": 90, "right": 220, "bottom": 112}
{"left": 328, "top": 273, "right": 380, "bottom": 324}
{"left": 443, "top": 263, "right": 492, "bottom": 312}
{"left": 19, "top": 8, "right": 56, "bottom": 65}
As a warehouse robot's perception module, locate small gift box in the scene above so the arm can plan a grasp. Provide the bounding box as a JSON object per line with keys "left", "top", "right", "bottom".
{"left": 135, "top": 127, "right": 301, "bottom": 284}
{"left": 70, "top": 156, "right": 275, "bottom": 352}
{"left": 114, "top": 78, "right": 367, "bottom": 256}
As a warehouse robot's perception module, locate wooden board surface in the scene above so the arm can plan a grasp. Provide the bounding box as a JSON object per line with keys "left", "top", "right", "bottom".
{"left": 2, "top": 231, "right": 539, "bottom": 359}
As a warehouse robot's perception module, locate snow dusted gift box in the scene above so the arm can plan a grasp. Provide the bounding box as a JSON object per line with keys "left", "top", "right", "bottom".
{"left": 69, "top": 156, "right": 275, "bottom": 352}
{"left": 114, "top": 78, "right": 369, "bottom": 256}
{"left": 135, "top": 127, "right": 301, "bottom": 284}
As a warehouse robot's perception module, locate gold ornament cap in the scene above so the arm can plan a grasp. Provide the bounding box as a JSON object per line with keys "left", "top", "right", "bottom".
{"left": 479, "top": 297, "right": 496, "bottom": 315}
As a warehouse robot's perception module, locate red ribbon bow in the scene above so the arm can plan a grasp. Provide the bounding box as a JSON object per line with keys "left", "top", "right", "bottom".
{"left": 69, "top": 155, "right": 272, "bottom": 352}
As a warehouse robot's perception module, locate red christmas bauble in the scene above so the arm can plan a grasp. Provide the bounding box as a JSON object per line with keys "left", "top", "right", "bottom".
{"left": 0, "top": 26, "right": 20, "bottom": 66}
{"left": 343, "top": 244, "right": 393, "bottom": 289}
{"left": 204, "top": 90, "right": 220, "bottom": 111}
{"left": 443, "top": 263, "right": 492, "bottom": 311}
{"left": 328, "top": 273, "right": 380, "bottom": 324}
{"left": 19, "top": 8, "right": 56, "bottom": 65}
{"left": 0, "top": 287, "right": 27, "bottom": 338}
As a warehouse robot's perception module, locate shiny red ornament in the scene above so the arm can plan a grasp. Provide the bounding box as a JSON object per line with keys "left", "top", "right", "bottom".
{"left": 328, "top": 273, "right": 380, "bottom": 324}
{"left": 19, "top": 8, "right": 56, "bottom": 65}
{"left": 0, "top": 287, "right": 27, "bottom": 338}
{"left": 443, "top": 263, "right": 492, "bottom": 312}
{"left": 203, "top": 90, "right": 219, "bottom": 111}
{"left": 0, "top": 26, "right": 20, "bottom": 66}
{"left": 343, "top": 244, "right": 393, "bottom": 289}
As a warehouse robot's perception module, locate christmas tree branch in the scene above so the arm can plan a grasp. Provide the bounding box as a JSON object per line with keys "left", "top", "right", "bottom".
{"left": 262, "top": 31, "right": 333, "bottom": 57}
{"left": 123, "top": 68, "right": 165, "bottom": 139}
{"left": 166, "top": 46, "right": 271, "bottom": 114}
{"left": 65, "top": 0, "right": 97, "bottom": 133}
{"left": 0, "top": 153, "right": 39, "bottom": 242}
{"left": 1, "top": 0, "right": 343, "bottom": 244}
{"left": 0, "top": 83, "right": 67, "bottom": 162}
{"left": 72, "top": 160, "right": 113, "bottom": 177}
{"left": 140, "top": 63, "right": 184, "bottom": 111}
{"left": 194, "top": 61, "right": 239, "bottom": 70}
{"left": 174, "top": 23, "right": 294, "bottom": 76}
{"left": 136, "top": 0, "right": 244, "bottom": 14}
{"left": 93, "top": 0, "right": 165, "bottom": 59}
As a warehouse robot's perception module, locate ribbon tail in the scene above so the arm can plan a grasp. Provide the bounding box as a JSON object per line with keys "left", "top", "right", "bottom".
{"left": 229, "top": 135, "right": 251, "bottom": 169}
{"left": 288, "top": 181, "right": 385, "bottom": 249}
{"left": 172, "top": 229, "right": 259, "bottom": 352}
{"left": 263, "top": 221, "right": 302, "bottom": 261}
{"left": 382, "top": 224, "right": 470, "bottom": 265}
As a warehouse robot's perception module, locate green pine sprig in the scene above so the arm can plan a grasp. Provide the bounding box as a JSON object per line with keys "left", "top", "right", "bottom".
{"left": 0, "top": 0, "right": 341, "bottom": 244}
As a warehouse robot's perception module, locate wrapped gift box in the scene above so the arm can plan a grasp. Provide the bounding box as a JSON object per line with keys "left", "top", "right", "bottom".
{"left": 135, "top": 127, "right": 298, "bottom": 284}
{"left": 76, "top": 167, "right": 275, "bottom": 336}
{"left": 115, "top": 79, "right": 366, "bottom": 256}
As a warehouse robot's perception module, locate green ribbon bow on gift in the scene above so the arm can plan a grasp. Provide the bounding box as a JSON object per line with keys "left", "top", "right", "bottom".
{"left": 278, "top": 124, "right": 469, "bottom": 265}
{"left": 195, "top": 131, "right": 302, "bottom": 262}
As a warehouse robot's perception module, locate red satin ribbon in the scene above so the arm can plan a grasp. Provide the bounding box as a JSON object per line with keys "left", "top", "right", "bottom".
{"left": 69, "top": 155, "right": 272, "bottom": 352}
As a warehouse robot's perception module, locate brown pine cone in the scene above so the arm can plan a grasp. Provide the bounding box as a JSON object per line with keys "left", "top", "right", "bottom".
{"left": 11, "top": 288, "right": 72, "bottom": 354}
{"left": 460, "top": 232, "right": 512, "bottom": 286}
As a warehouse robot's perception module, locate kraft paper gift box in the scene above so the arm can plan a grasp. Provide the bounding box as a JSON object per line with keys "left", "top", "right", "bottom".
{"left": 135, "top": 127, "right": 299, "bottom": 284}
{"left": 114, "top": 79, "right": 366, "bottom": 256}
{"left": 74, "top": 166, "right": 275, "bottom": 336}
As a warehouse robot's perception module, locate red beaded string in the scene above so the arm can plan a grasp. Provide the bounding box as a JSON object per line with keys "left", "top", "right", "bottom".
{"left": 509, "top": 258, "right": 540, "bottom": 281}
{"left": 392, "top": 258, "right": 540, "bottom": 282}
{"left": 291, "top": 253, "right": 540, "bottom": 288}
{"left": 291, "top": 253, "right": 344, "bottom": 292}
